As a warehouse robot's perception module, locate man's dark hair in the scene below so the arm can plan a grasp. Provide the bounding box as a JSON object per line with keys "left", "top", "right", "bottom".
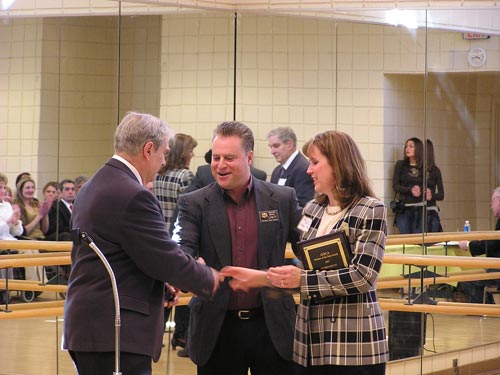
{"left": 214, "top": 121, "right": 254, "bottom": 153}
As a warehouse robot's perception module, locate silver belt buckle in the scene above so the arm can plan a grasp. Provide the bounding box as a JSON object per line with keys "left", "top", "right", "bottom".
{"left": 237, "top": 310, "right": 250, "bottom": 320}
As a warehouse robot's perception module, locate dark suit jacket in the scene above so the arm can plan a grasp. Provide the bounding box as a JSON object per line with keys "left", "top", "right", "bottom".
{"left": 270, "top": 152, "right": 314, "bottom": 208}
{"left": 46, "top": 200, "right": 72, "bottom": 237}
{"left": 63, "top": 158, "right": 214, "bottom": 361}
{"left": 470, "top": 218, "right": 500, "bottom": 258}
{"left": 175, "top": 179, "right": 301, "bottom": 366}
{"left": 187, "top": 164, "right": 267, "bottom": 193}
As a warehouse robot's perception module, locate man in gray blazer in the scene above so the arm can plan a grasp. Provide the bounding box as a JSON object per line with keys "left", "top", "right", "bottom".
{"left": 63, "top": 112, "right": 220, "bottom": 375}
{"left": 268, "top": 127, "right": 314, "bottom": 208}
{"left": 174, "top": 121, "right": 303, "bottom": 375}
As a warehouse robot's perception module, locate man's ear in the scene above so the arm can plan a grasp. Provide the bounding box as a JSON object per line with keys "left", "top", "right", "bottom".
{"left": 143, "top": 141, "right": 154, "bottom": 157}
{"left": 247, "top": 150, "right": 254, "bottom": 166}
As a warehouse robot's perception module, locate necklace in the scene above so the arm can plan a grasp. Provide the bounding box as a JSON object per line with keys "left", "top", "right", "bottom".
{"left": 325, "top": 205, "right": 342, "bottom": 215}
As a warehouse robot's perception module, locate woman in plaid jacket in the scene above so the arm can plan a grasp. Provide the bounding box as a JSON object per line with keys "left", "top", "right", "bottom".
{"left": 223, "top": 130, "right": 389, "bottom": 374}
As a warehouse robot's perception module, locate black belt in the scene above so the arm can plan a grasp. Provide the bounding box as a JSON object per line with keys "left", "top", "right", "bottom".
{"left": 226, "top": 307, "right": 264, "bottom": 320}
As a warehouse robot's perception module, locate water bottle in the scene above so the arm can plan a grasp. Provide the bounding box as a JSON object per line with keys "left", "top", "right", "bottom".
{"left": 464, "top": 220, "right": 471, "bottom": 232}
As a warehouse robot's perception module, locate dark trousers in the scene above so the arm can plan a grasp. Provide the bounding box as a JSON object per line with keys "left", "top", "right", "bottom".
{"left": 197, "top": 312, "right": 302, "bottom": 375}
{"left": 69, "top": 350, "right": 151, "bottom": 375}
{"left": 459, "top": 271, "right": 500, "bottom": 304}
{"left": 305, "top": 363, "right": 386, "bottom": 375}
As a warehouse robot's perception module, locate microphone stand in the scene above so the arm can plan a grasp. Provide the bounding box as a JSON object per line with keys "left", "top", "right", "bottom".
{"left": 74, "top": 229, "right": 122, "bottom": 375}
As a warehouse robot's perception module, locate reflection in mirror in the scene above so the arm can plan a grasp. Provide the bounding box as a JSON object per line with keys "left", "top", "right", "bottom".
{"left": 156, "top": 12, "right": 236, "bottom": 166}
{"left": 2, "top": 3, "right": 500, "bottom": 375}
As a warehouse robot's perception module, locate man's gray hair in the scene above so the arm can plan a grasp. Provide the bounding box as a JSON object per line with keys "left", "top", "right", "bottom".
{"left": 267, "top": 127, "right": 297, "bottom": 147}
{"left": 114, "top": 112, "right": 173, "bottom": 155}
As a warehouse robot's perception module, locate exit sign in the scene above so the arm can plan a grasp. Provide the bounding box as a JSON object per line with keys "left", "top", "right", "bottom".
{"left": 463, "top": 32, "right": 490, "bottom": 40}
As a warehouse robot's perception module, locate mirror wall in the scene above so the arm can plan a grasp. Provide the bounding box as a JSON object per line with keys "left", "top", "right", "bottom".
{"left": 1, "top": 1, "right": 500, "bottom": 374}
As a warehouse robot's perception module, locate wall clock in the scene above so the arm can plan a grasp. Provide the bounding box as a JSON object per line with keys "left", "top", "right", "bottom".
{"left": 467, "top": 47, "right": 487, "bottom": 67}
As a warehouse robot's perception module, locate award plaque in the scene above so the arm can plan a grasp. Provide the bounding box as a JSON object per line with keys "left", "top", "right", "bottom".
{"left": 297, "top": 231, "right": 352, "bottom": 271}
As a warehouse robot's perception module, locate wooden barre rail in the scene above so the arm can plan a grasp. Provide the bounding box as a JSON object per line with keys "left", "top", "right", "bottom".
{"left": 0, "top": 279, "right": 67, "bottom": 292}
{"left": 0, "top": 254, "right": 71, "bottom": 268}
{"left": 377, "top": 271, "right": 500, "bottom": 289}
{"left": 0, "top": 240, "right": 71, "bottom": 251}
{"left": 3, "top": 231, "right": 500, "bottom": 320}
{"left": 386, "top": 231, "right": 500, "bottom": 245}
{"left": 2, "top": 231, "right": 499, "bottom": 253}
{"left": 3, "top": 295, "right": 500, "bottom": 319}
{"left": 379, "top": 298, "right": 500, "bottom": 316}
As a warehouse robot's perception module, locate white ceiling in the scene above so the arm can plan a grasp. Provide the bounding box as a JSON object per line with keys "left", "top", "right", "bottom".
{"left": 1, "top": 0, "right": 500, "bottom": 34}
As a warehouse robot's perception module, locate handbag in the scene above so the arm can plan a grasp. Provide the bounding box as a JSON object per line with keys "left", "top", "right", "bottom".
{"left": 390, "top": 194, "right": 405, "bottom": 215}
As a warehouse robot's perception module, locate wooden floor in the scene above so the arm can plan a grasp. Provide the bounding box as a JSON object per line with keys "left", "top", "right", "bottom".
{"left": 2, "top": 292, "right": 500, "bottom": 375}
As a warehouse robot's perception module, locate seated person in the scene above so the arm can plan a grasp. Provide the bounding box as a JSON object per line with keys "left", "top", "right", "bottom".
{"left": 45, "top": 179, "right": 75, "bottom": 241}
{"left": 0, "top": 173, "right": 23, "bottom": 240}
{"left": 12, "top": 176, "right": 52, "bottom": 284}
{"left": 42, "top": 181, "right": 59, "bottom": 203}
{"left": 0, "top": 174, "right": 22, "bottom": 303}
{"left": 458, "top": 187, "right": 500, "bottom": 303}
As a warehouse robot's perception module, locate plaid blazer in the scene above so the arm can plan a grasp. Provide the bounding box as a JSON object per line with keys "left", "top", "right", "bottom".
{"left": 294, "top": 196, "right": 389, "bottom": 367}
{"left": 154, "top": 168, "right": 194, "bottom": 232}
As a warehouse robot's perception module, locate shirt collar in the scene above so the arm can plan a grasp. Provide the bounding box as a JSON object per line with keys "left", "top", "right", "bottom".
{"left": 112, "top": 154, "right": 143, "bottom": 185}
{"left": 61, "top": 199, "right": 73, "bottom": 210}
{"left": 282, "top": 149, "right": 299, "bottom": 170}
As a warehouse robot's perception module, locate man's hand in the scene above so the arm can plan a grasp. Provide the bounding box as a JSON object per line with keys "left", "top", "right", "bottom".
{"left": 210, "top": 268, "right": 224, "bottom": 296}
{"left": 459, "top": 240, "right": 469, "bottom": 251}
{"left": 164, "top": 284, "right": 179, "bottom": 308}
{"left": 220, "top": 266, "right": 269, "bottom": 292}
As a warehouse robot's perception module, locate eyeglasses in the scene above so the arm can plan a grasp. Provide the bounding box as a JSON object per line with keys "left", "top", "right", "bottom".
{"left": 63, "top": 187, "right": 75, "bottom": 191}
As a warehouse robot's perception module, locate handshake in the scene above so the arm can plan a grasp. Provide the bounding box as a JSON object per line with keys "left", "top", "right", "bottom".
{"left": 220, "top": 265, "right": 302, "bottom": 291}
{"left": 167, "top": 259, "right": 302, "bottom": 306}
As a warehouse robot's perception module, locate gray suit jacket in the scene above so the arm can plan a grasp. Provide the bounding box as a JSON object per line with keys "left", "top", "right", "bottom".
{"left": 63, "top": 158, "right": 214, "bottom": 361}
{"left": 175, "top": 178, "right": 302, "bottom": 366}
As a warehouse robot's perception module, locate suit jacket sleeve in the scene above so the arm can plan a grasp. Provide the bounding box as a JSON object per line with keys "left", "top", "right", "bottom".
{"left": 117, "top": 189, "right": 214, "bottom": 297}
{"left": 470, "top": 218, "right": 500, "bottom": 258}
{"left": 300, "top": 198, "right": 387, "bottom": 301}
{"left": 174, "top": 192, "right": 203, "bottom": 258}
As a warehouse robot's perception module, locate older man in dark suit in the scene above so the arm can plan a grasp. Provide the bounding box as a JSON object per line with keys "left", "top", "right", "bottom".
{"left": 174, "top": 121, "right": 303, "bottom": 375}
{"left": 268, "top": 127, "right": 314, "bottom": 208}
{"left": 63, "top": 112, "right": 221, "bottom": 375}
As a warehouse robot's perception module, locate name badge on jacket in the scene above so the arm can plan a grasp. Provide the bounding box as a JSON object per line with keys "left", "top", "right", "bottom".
{"left": 259, "top": 210, "right": 279, "bottom": 223}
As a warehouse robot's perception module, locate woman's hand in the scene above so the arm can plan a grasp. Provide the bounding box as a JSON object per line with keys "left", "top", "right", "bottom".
{"left": 39, "top": 198, "right": 53, "bottom": 216}
{"left": 411, "top": 185, "right": 421, "bottom": 198}
{"left": 220, "top": 266, "right": 270, "bottom": 292}
{"left": 425, "top": 188, "right": 433, "bottom": 201}
{"left": 267, "top": 265, "right": 301, "bottom": 289}
{"left": 7, "top": 204, "right": 20, "bottom": 225}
